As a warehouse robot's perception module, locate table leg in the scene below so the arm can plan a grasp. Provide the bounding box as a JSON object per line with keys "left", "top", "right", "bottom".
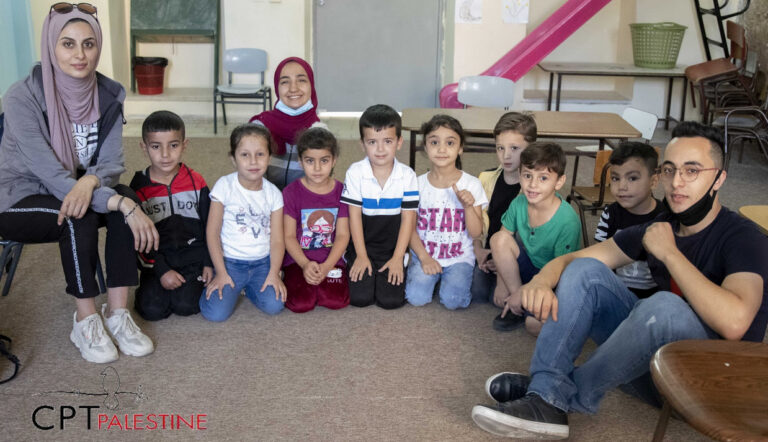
{"left": 681, "top": 78, "right": 688, "bottom": 122}
{"left": 409, "top": 130, "right": 417, "bottom": 169}
{"left": 556, "top": 74, "right": 563, "bottom": 111}
{"left": 665, "top": 77, "right": 674, "bottom": 130}
{"left": 547, "top": 72, "right": 554, "bottom": 111}
{"left": 571, "top": 155, "right": 580, "bottom": 189}
{"left": 652, "top": 400, "right": 672, "bottom": 442}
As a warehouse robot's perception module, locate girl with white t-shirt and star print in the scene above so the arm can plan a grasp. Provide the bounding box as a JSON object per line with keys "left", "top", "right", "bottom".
{"left": 405, "top": 115, "right": 488, "bottom": 310}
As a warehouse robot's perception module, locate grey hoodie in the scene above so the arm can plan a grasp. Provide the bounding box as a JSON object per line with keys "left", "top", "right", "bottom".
{"left": 0, "top": 64, "right": 126, "bottom": 213}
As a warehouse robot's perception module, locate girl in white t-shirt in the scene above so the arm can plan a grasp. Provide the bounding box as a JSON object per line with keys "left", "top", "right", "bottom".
{"left": 406, "top": 115, "right": 488, "bottom": 309}
{"left": 200, "top": 125, "right": 287, "bottom": 321}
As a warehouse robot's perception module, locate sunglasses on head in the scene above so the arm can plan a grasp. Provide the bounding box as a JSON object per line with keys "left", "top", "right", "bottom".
{"left": 49, "top": 2, "right": 97, "bottom": 16}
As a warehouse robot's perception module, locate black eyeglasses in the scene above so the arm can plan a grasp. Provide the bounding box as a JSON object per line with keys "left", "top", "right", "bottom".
{"left": 50, "top": 2, "right": 97, "bottom": 16}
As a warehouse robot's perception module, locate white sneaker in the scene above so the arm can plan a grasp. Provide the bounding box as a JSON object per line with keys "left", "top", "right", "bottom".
{"left": 70, "top": 312, "right": 119, "bottom": 363}
{"left": 101, "top": 304, "right": 154, "bottom": 357}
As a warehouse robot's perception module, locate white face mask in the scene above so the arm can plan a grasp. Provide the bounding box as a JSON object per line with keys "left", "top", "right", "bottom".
{"left": 275, "top": 99, "right": 314, "bottom": 117}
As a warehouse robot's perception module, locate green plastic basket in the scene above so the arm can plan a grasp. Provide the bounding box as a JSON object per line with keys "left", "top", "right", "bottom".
{"left": 630, "top": 22, "right": 687, "bottom": 69}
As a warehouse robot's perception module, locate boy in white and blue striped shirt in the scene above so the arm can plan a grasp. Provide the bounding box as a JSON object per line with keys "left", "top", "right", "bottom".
{"left": 341, "top": 105, "right": 418, "bottom": 309}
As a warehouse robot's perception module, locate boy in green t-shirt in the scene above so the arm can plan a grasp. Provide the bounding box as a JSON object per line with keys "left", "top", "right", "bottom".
{"left": 489, "top": 142, "right": 581, "bottom": 334}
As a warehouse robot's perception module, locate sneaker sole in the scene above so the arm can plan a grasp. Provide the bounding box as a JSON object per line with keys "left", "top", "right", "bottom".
{"left": 115, "top": 343, "right": 154, "bottom": 357}
{"left": 485, "top": 371, "right": 526, "bottom": 402}
{"left": 69, "top": 330, "right": 118, "bottom": 364}
{"left": 471, "top": 405, "right": 569, "bottom": 440}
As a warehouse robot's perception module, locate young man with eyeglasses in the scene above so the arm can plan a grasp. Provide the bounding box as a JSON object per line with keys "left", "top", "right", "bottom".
{"left": 471, "top": 121, "right": 768, "bottom": 440}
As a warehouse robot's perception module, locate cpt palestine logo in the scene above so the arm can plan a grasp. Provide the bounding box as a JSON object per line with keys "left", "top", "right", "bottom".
{"left": 32, "top": 367, "right": 207, "bottom": 431}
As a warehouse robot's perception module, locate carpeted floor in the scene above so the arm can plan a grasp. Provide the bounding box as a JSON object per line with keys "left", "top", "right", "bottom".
{"left": 1, "top": 133, "right": 766, "bottom": 441}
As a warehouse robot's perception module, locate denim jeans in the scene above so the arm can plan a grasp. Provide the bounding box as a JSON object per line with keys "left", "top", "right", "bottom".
{"left": 470, "top": 240, "right": 539, "bottom": 306}
{"left": 470, "top": 263, "right": 497, "bottom": 304}
{"left": 527, "top": 258, "right": 719, "bottom": 414}
{"left": 405, "top": 252, "right": 474, "bottom": 310}
{"left": 199, "top": 256, "right": 284, "bottom": 322}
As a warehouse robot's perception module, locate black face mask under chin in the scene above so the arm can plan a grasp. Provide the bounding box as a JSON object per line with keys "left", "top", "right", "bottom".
{"left": 663, "top": 170, "right": 722, "bottom": 226}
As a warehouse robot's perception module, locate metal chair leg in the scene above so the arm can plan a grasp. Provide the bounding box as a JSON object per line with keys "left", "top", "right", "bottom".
{"left": 221, "top": 97, "right": 228, "bottom": 126}
{"left": 0, "top": 241, "right": 105, "bottom": 296}
{"left": 576, "top": 202, "right": 589, "bottom": 248}
{"left": 213, "top": 91, "right": 218, "bottom": 134}
{"left": 1, "top": 242, "right": 23, "bottom": 297}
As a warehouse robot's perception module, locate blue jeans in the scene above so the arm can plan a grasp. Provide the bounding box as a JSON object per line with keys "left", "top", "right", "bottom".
{"left": 405, "top": 253, "right": 474, "bottom": 310}
{"left": 199, "top": 256, "right": 284, "bottom": 322}
{"left": 471, "top": 241, "right": 539, "bottom": 305}
{"left": 470, "top": 263, "right": 497, "bottom": 304}
{"left": 527, "top": 258, "right": 719, "bottom": 414}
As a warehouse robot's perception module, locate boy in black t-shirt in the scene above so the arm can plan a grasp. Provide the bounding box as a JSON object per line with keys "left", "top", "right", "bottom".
{"left": 470, "top": 112, "right": 537, "bottom": 305}
{"left": 594, "top": 142, "right": 664, "bottom": 298}
{"left": 472, "top": 122, "right": 768, "bottom": 439}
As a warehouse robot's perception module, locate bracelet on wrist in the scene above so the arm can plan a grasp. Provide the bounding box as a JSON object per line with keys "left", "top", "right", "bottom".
{"left": 123, "top": 204, "right": 138, "bottom": 223}
{"left": 116, "top": 196, "right": 126, "bottom": 213}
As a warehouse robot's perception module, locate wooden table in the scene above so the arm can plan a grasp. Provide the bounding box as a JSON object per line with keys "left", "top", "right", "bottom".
{"left": 538, "top": 62, "right": 688, "bottom": 129}
{"left": 650, "top": 339, "right": 768, "bottom": 441}
{"left": 739, "top": 205, "right": 768, "bottom": 234}
{"left": 402, "top": 108, "right": 641, "bottom": 175}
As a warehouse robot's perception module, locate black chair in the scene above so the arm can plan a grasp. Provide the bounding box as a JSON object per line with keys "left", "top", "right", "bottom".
{"left": 0, "top": 240, "right": 106, "bottom": 297}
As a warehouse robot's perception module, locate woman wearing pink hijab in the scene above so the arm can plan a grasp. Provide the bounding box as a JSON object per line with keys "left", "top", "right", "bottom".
{"left": 0, "top": 4, "right": 157, "bottom": 363}
{"left": 249, "top": 57, "right": 324, "bottom": 189}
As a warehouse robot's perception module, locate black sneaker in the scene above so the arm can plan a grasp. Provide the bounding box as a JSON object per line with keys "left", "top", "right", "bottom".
{"left": 472, "top": 394, "right": 569, "bottom": 439}
{"left": 493, "top": 312, "right": 525, "bottom": 331}
{"left": 485, "top": 372, "right": 530, "bottom": 403}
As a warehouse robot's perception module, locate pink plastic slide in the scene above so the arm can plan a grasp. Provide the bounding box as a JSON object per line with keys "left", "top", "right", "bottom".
{"left": 440, "top": 0, "right": 612, "bottom": 108}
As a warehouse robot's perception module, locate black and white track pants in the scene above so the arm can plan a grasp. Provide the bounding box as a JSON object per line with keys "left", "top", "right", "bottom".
{"left": 0, "top": 186, "right": 138, "bottom": 298}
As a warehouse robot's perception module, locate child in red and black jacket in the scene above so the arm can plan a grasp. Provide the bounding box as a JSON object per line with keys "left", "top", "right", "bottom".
{"left": 130, "top": 111, "right": 213, "bottom": 320}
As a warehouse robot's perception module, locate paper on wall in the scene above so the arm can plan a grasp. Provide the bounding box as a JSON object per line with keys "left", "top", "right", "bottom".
{"left": 502, "top": 0, "right": 529, "bottom": 24}
{"left": 456, "top": 0, "right": 482, "bottom": 24}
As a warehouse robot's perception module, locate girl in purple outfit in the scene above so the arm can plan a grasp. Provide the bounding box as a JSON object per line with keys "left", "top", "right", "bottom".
{"left": 281, "top": 127, "right": 350, "bottom": 312}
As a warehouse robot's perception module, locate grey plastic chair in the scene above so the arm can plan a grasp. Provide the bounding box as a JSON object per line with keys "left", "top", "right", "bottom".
{"left": 457, "top": 75, "right": 516, "bottom": 109}
{"left": 214, "top": 48, "right": 272, "bottom": 134}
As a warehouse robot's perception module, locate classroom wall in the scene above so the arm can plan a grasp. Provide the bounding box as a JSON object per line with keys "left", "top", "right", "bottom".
{"left": 451, "top": 0, "right": 526, "bottom": 82}
{"left": 29, "top": 0, "right": 307, "bottom": 92}
{"left": 449, "top": 0, "right": 711, "bottom": 119}
{"left": 523, "top": 0, "right": 632, "bottom": 93}
{"left": 26, "top": 0, "right": 755, "bottom": 121}
{"left": 743, "top": 0, "right": 768, "bottom": 87}
{"left": 119, "top": 0, "right": 307, "bottom": 90}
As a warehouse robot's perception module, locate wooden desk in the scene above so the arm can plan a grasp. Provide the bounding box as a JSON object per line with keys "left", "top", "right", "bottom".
{"left": 538, "top": 62, "right": 688, "bottom": 130}
{"left": 739, "top": 205, "right": 768, "bottom": 234}
{"left": 651, "top": 339, "right": 768, "bottom": 441}
{"left": 402, "top": 108, "right": 640, "bottom": 170}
